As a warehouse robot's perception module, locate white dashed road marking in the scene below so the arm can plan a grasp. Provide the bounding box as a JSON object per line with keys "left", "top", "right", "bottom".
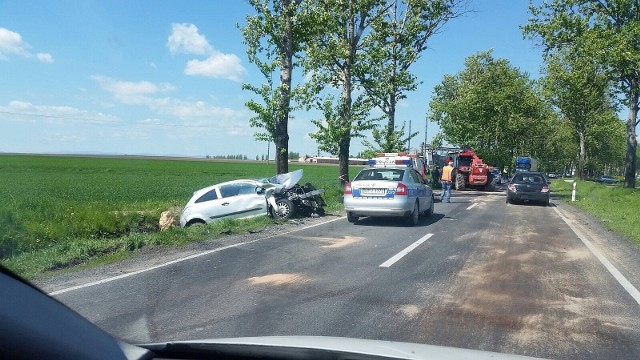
{"left": 380, "top": 233, "right": 434, "bottom": 268}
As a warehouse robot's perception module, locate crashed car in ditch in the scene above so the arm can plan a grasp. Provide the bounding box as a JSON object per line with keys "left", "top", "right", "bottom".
{"left": 180, "top": 169, "right": 325, "bottom": 227}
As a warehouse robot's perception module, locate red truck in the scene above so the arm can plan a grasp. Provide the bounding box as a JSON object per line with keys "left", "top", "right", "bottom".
{"left": 446, "top": 146, "right": 494, "bottom": 191}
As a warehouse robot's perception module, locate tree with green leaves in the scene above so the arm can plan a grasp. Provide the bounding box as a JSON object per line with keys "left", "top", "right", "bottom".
{"left": 362, "top": 121, "right": 416, "bottom": 154}
{"left": 241, "top": 0, "right": 308, "bottom": 174}
{"left": 428, "top": 51, "right": 552, "bottom": 170}
{"left": 585, "top": 114, "right": 626, "bottom": 175}
{"left": 303, "top": 0, "right": 386, "bottom": 186}
{"left": 541, "top": 49, "right": 617, "bottom": 180}
{"left": 524, "top": 0, "right": 640, "bottom": 187}
{"left": 361, "top": 0, "right": 467, "bottom": 153}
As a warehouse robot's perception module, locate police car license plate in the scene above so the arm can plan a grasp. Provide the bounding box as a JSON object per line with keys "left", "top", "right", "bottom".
{"left": 361, "top": 188, "right": 386, "bottom": 195}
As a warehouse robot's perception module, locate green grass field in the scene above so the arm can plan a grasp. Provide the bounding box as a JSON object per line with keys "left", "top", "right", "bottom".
{"left": 551, "top": 179, "right": 640, "bottom": 245}
{"left": 0, "top": 154, "right": 360, "bottom": 278}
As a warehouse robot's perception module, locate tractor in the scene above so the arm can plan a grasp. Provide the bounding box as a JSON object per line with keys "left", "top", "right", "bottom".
{"left": 446, "top": 146, "right": 494, "bottom": 191}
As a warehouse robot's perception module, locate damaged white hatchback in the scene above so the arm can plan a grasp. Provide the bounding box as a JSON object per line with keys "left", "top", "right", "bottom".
{"left": 180, "top": 179, "right": 270, "bottom": 227}
{"left": 180, "top": 169, "right": 325, "bottom": 227}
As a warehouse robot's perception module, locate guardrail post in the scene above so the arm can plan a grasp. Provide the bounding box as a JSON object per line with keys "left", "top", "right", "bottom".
{"left": 571, "top": 181, "right": 576, "bottom": 202}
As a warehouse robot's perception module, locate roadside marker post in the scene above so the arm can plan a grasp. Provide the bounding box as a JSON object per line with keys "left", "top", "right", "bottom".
{"left": 571, "top": 181, "right": 576, "bottom": 202}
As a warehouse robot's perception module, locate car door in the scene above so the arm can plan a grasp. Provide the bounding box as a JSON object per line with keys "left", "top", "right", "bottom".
{"left": 217, "top": 182, "right": 267, "bottom": 220}
{"left": 409, "top": 169, "right": 429, "bottom": 211}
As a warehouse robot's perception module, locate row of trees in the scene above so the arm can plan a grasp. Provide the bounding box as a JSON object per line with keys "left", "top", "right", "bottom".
{"left": 240, "top": 0, "right": 638, "bottom": 187}
{"left": 206, "top": 154, "right": 249, "bottom": 160}
{"left": 241, "top": 0, "right": 467, "bottom": 186}
{"left": 523, "top": 0, "right": 639, "bottom": 187}
{"left": 428, "top": 50, "right": 627, "bottom": 178}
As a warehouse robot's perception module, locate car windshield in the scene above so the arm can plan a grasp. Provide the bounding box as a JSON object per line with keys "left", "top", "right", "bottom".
{"left": 2, "top": 1, "right": 640, "bottom": 359}
{"left": 354, "top": 168, "right": 405, "bottom": 181}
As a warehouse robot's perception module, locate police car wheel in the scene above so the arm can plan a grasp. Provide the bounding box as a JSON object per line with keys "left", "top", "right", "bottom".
{"left": 406, "top": 202, "right": 419, "bottom": 226}
{"left": 426, "top": 197, "right": 434, "bottom": 216}
{"left": 347, "top": 212, "right": 358, "bottom": 223}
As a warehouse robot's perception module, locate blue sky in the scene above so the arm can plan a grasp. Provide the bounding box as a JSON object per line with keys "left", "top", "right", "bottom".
{"left": 1, "top": 0, "right": 544, "bottom": 158}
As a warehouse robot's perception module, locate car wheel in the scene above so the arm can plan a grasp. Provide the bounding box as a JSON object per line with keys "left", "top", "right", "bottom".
{"left": 271, "top": 198, "right": 295, "bottom": 220}
{"left": 425, "top": 196, "right": 434, "bottom": 217}
{"left": 185, "top": 219, "right": 206, "bottom": 227}
{"left": 347, "top": 212, "right": 358, "bottom": 223}
{"left": 406, "top": 201, "right": 419, "bottom": 226}
{"left": 455, "top": 172, "right": 466, "bottom": 190}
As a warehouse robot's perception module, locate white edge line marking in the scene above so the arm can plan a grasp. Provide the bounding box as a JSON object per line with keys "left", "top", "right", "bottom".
{"left": 466, "top": 203, "right": 478, "bottom": 210}
{"left": 380, "top": 233, "right": 434, "bottom": 268}
{"left": 553, "top": 207, "right": 640, "bottom": 306}
{"left": 50, "top": 216, "right": 344, "bottom": 296}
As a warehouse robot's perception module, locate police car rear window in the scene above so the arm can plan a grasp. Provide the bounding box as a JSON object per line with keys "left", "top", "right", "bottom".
{"left": 354, "top": 169, "right": 404, "bottom": 181}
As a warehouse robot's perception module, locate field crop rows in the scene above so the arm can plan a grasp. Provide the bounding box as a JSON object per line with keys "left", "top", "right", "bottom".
{"left": 0, "top": 154, "right": 357, "bottom": 278}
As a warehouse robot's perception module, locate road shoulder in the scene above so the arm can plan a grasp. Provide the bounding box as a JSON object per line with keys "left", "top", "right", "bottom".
{"left": 34, "top": 214, "right": 343, "bottom": 294}
{"left": 552, "top": 200, "right": 640, "bottom": 299}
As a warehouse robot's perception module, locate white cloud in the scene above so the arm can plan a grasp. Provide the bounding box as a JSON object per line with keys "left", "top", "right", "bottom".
{"left": 0, "top": 28, "right": 55, "bottom": 63}
{"left": 184, "top": 53, "right": 246, "bottom": 81}
{"left": 167, "top": 23, "right": 213, "bottom": 55}
{"left": 37, "top": 52, "right": 54, "bottom": 63}
{"left": 90, "top": 75, "right": 247, "bottom": 134}
{"left": 2, "top": 100, "right": 119, "bottom": 125}
{"left": 167, "top": 23, "right": 246, "bottom": 82}
{"left": 91, "top": 75, "right": 175, "bottom": 104}
{"left": 0, "top": 27, "right": 30, "bottom": 59}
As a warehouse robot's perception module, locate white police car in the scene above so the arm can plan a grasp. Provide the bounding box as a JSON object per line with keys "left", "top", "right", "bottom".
{"left": 344, "top": 153, "right": 434, "bottom": 225}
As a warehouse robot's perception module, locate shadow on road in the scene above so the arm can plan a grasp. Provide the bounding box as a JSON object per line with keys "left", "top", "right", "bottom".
{"left": 350, "top": 213, "right": 446, "bottom": 227}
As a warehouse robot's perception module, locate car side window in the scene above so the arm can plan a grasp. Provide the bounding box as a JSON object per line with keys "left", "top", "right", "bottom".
{"left": 410, "top": 169, "right": 423, "bottom": 184}
{"left": 219, "top": 184, "right": 241, "bottom": 198}
{"left": 195, "top": 189, "right": 218, "bottom": 203}
{"left": 236, "top": 183, "right": 258, "bottom": 195}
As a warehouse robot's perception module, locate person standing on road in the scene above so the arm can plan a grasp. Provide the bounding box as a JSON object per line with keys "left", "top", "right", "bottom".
{"left": 440, "top": 161, "right": 453, "bottom": 203}
{"left": 431, "top": 166, "right": 441, "bottom": 189}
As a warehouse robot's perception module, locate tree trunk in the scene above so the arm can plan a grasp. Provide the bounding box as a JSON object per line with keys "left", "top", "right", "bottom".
{"left": 275, "top": 0, "right": 294, "bottom": 175}
{"left": 337, "top": 1, "right": 356, "bottom": 187}
{"left": 338, "top": 137, "right": 351, "bottom": 188}
{"left": 624, "top": 91, "right": 638, "bottom": 188}
{"left": 578, "top": 130, "right": 586, "bottom": 180}
{"left": 338, "top": 70, "right": 352, "bottom": 187}
{"left": 385, "top": 93, "right": 396, "bottom": 152}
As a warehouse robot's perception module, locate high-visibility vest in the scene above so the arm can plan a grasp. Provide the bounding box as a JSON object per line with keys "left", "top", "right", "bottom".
{"left": 441, "top": 165, "right": 453, "bottom": 181}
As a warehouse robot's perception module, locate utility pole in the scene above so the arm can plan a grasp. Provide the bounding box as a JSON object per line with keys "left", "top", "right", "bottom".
{"left": 407, "top": 120, "right": 411, "bottom": 152}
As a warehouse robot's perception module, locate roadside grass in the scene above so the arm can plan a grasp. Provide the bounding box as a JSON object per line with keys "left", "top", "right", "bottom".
{"left": 551, "top": 179, "right": 640, "bottom": 246}
{"left": 0, "top": 155, "right": 360, "bottom": 279}
{"left": 2, "top": 215, "right": 274, "bottom": 280}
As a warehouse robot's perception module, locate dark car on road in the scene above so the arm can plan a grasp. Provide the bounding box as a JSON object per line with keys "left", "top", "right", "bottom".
{"left": 506, "top": 172, "right": 550, "bottom": 206}
{"left": 595, "top": 175, "right": 619, "bottom": 184}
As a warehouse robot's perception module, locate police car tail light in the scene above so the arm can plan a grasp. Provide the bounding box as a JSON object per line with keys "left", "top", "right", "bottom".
{"left": 395, "top": 183, "right": 408, "bottom": 195}
{"left": 507, "top": 183, "right": 516, "bottom": 192}
{"left": 541, "top": 185, "right": 549, "bottom": 193}
{"left": 344, "top": 182, "right": 352, "bottom": 195}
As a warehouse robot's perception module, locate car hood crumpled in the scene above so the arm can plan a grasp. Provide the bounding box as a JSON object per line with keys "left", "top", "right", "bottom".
{"left": 267, "top": 169, "right": 303, "bottom": 192}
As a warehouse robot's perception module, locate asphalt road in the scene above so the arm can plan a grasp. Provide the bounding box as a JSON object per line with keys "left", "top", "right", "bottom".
{"left": 51, "top": 191, "right": 640, "bottom": 360}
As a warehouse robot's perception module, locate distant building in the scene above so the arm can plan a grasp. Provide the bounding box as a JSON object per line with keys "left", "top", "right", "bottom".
{"left": 310, "top": 156, "right": 367, "bottom": 165}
